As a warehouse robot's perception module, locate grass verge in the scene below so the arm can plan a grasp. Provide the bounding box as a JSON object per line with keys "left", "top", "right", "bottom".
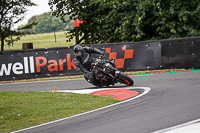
{"left": 0, "top": 91, "right": 119, "bottom": 133}
{"left": 4, "top": 31, "right": 74, "bottom": 50}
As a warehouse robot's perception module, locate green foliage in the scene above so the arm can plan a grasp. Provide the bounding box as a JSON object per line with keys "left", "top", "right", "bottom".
{"left": 32, "top": 12, "right": 74, "bottom": 34}
{"left": 18, "top": 21, "right": 39, "bottom": 31}
{"left": 0, "top": 0, "right": 36, "bottom": 52}
{"left": 49, "top": 0, "right": 200, "bottom": 44}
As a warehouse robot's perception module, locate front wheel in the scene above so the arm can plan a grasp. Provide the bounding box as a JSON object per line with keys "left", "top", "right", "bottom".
{"left": 116, "top": 72, "right": 134, "bottom": 86}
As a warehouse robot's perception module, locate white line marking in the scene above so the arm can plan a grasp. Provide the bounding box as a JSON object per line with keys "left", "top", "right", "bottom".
{"left": 55, "top": 87, "right": 137, "bottom": 94}
{"left": 11, "top": 87, "right": 151, "bottom": 133}
{"left": 152, "top": 118, "right": 200, "bottom": 133}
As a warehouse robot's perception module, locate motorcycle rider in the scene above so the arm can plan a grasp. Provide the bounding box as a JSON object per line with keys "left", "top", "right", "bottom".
{"left": 73, "top": 44, "right": 105, "bottom": 83}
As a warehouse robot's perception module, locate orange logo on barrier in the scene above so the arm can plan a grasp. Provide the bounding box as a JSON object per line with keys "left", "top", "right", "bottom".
{"left": 105, "top": 46, "right": 134, "bottom": 68}
{"left": 35, "top": 54, "right": 76, "bottom": 73}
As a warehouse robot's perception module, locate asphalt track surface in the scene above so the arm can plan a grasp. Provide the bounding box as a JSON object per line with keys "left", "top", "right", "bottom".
{"left": 1, "top": 71, "right": 200, "bottom": 133}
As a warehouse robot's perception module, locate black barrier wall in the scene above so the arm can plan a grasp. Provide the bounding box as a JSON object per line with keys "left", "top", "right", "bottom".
{"left": 0, "top": 47, "right": 78, "bottom": 81}
{"left": 161, "top": 36, "right": 200, "bottom": 69}
{"left": 0, "top": 42, "right": 162, "bottom": 81}
{"left": 94, "top": 42, "right": 162, "bottom": 71}
{"left": 1, "top": 36, "right": 200, "bottom": 81}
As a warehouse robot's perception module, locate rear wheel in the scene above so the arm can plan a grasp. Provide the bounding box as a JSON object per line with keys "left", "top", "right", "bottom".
{"left": 116, "top": 72, "right": 134, "bottom": 86}
{"left": 84, "top": 75, "right": 102, "bottom": 87}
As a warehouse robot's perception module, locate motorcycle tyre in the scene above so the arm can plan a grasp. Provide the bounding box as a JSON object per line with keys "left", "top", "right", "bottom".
{"left": 117, "top": 72, "right": 134, "bottom": 86}
{"left": 84, "top": 75, "right": 103, "bottom": 87}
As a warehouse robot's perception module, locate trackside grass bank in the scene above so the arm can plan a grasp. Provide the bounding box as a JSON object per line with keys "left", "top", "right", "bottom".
{"left": 0, "top": 91, "right": 119, "bottom": 133}
{"left": 4, "top": 31, "right": 74, "bottom": 51}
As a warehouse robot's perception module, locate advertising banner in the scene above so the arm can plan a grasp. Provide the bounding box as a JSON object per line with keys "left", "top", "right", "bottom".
{"left": 0, "top": 42, "right": 162, "bottom": 81}
{"left": 0, "top": 48, "right": 78, "bottom": 81}
{"left": 94, "top": 42, "right": 162, "bottom": 71}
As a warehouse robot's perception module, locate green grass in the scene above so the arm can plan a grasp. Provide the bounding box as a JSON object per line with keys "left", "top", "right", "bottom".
{"left": 4, "top": 31, "right": 75, "bottom": 50}
{"left": 0, "top": 91, "right": 119, "bottom": 133}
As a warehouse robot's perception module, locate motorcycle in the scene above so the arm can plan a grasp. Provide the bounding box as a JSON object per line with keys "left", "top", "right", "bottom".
{"left": 84, "top": 55, "right": 134, "bottom": 87}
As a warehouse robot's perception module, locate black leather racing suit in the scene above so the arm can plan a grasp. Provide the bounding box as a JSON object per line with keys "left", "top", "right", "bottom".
{"left": 74, "top": 46, "right": 104, "bottom": 82}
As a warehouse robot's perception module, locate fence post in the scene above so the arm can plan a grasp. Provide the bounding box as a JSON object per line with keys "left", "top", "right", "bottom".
{"left": 22, "top": 43, "right": 33, "bottom": 50}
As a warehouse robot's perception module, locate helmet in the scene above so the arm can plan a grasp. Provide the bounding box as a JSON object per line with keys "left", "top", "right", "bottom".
{"left": 73, "top": 45, "right": 83, "bottom": 57}
{"left": 73, "top": 45, "right": 83, "bottom": 52}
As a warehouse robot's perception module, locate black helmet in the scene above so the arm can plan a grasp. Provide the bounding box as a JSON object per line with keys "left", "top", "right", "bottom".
{"left": 73, "top": 45, "right": 83, "bottom": 52}
{"left": 73, "top": 45, "right": 83, "bottom": 57}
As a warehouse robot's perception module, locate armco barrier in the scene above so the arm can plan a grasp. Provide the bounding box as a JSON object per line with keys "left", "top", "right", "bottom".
{"left": 0, "top": 36, "right": 200, "bottom": 81}
{"left": 0, "top": 42, "right": 162, "bottom": 81}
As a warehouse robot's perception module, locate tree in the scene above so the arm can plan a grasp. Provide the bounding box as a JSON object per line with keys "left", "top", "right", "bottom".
{"left": 32, "top": 12, "right": 73, "bottom": 34}
{"left": 0, "top": 0, "right": 36, "bottom": 52}
{"left": 49, "top": 0, "right": 200, "bottom": 44}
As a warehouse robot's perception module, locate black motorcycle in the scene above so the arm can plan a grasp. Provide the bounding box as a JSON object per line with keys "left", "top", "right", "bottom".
{"left": 84, "top": 56, "right": 134, "bottom": 87}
